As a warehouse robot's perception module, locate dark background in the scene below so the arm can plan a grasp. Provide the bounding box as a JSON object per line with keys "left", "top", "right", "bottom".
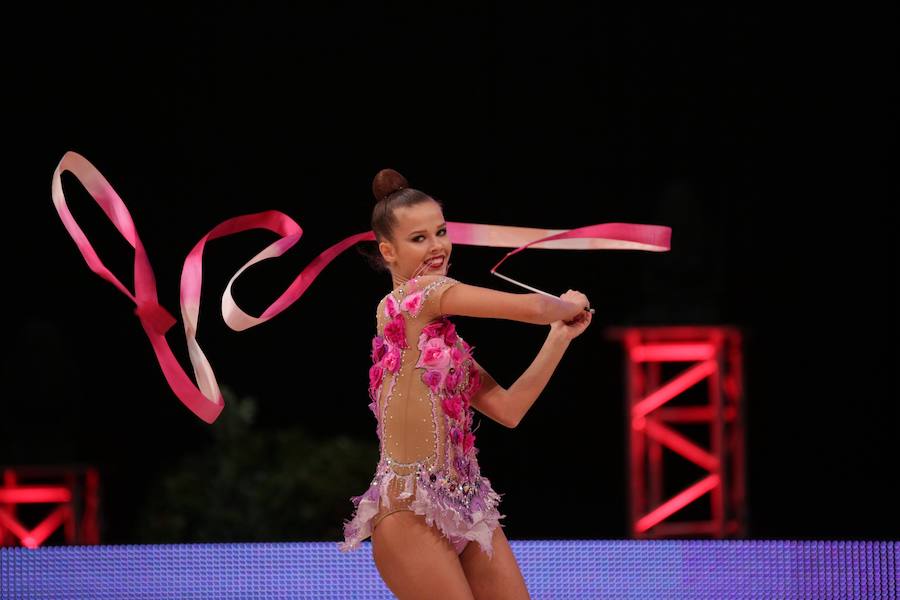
{"left": 2, "top": 5, "right": 896, "bottom": 544}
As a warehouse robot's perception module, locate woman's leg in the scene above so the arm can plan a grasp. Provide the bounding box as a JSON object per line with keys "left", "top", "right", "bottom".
{"left": 459, "top": 526, "right": 530, "bottom": 599}
{"left": 371, "top": 510, "right": 475, "bottom": 600}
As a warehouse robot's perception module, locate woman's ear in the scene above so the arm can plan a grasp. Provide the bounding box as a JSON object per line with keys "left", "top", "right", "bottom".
{"left": 379, "top": 240, "right": 396, "bottom": 264}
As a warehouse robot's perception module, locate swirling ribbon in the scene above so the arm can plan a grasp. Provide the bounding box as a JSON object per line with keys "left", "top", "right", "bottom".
{"left": 51, "top": 151, "right": 671, "bottom": 423}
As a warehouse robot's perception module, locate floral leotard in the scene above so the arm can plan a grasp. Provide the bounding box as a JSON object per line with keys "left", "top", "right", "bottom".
{"left": 338, "top": 275, "right": 506, "bottom": 558}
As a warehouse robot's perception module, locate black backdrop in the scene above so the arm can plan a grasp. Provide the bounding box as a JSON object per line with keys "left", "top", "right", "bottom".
{"left": 2, "top": 5, "right": 896, "bottom": 542}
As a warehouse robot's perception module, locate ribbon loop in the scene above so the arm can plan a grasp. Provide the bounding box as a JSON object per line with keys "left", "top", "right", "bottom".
{"left": 52, "top": 151, "right": 671, "bottom": 424}
{"left": 52, "top": 151, "right": 224, "bottom": 424}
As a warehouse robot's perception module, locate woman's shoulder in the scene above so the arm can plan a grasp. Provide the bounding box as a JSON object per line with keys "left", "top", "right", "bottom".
{"left": 413, "top": 274, "right": 462, "bottom": 290}
{"left": 405, "top": 276, "right": 463, "bottom": 306}
{"left": 375, "top": 275, "right": 462, "bottom": 320}
{"left": 382, "top": 274, "right": 461, "bottom": 299}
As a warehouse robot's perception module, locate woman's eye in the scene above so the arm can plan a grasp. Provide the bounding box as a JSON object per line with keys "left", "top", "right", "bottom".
{"left": 413, "top": 229, "right": 446, "bottom": 242}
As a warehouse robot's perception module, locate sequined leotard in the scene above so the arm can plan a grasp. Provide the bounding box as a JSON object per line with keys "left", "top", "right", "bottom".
{"left": 338, "top": 274, "right": 506, "bottom": 558}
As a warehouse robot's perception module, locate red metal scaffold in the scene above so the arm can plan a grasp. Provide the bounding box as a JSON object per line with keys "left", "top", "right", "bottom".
{"left": 0, "top": 465, "right": 100, "bottom": 548}
{"left": 607, "top": 325, "right": 747, "bottom": 538}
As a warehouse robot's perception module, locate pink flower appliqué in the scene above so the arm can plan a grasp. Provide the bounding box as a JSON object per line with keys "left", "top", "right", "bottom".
{"left": 400, "top": 290, "right": 424, "bottom": 317}
{"left": 442, "top": 321, "right": 458, "bottom": 345}
{"left": 444, "top": 367, "right": 463, "bottom": 392}
{"left": 417, "top": 337, "right": 451, "bottom": 369}
{"left": 384, "top": 294, "right": 400, "bottom": 319}
{"left": 422, "top": 369, "right": 443, "bottom": 393}
{"left": 442, "top": 397, "right": 461, "bottom": 420}
{"left": 382, "top": 347, "right": 401, "bottom": 373}
{"left": 449, "top": 345, "right": 464, "bottom": 365}
{"left": 368, "top": 363, "right": 384, "bottom": 397}
{"left": 421, "top": 319, "right": 446, "bottom": 340}
{"left": 463, "top": 432, "right": 476, "bottom": 453}
{"left": 371, "top": 335, "right": 387, "bottom": 363}
{"left": 383, "top": 314, "right": 407, "bottom": 348}
{"left": 442, "top": 394, "right": 465, "bottom": 421}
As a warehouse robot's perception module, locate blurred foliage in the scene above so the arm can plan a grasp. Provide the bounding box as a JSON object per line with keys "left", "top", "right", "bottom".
{"left": 135, "top": 385, "right": 378, "bottom": 543}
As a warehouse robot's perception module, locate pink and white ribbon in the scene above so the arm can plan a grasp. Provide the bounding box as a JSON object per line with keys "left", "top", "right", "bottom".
{"left": 51, "top": 151, "right": 671, "bottom": 423}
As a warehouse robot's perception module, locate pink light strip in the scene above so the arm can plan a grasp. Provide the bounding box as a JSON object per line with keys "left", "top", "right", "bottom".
{"left": 0, "top": 487, "right": 72, "bottom": 503}
{"left": 643, "top": 419, "right": 719, "bottom": 471}
{"left": 635, "top": 474, "right": 720, "bottom": 532}
{"left": 630, "top": 342, "right": 716, "bottom": 363}
{"left": 632, "top": 360, "right": 718, "bottom": 419}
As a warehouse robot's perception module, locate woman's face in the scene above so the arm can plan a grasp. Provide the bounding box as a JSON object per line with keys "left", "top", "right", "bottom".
{"left": 380, "top": 199, "right": 452, "bottom": 281}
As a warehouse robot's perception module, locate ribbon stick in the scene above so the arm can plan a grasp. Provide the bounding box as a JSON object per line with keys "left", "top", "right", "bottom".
{"left": 446, "top": 222, "right": 672, "bottom": 312}
{"left": 52, "top": 151, "right": 671, "bottom": 423}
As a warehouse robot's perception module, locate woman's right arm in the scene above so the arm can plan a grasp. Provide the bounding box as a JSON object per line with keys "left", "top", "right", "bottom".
{"left": 440, "top": 282, "right": 588, "bottom": 325}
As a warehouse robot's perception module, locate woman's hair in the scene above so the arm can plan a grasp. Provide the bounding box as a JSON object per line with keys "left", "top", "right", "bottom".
{"left": 358, "top": 168, "right": 443, "bottom": 272}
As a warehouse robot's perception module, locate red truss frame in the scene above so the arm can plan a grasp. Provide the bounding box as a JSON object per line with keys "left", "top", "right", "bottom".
{"left": 0, "top": 466, "right": 100, "bottom": 548}
{"left": 608, "top": 325, "right": 747, "bottom": 538}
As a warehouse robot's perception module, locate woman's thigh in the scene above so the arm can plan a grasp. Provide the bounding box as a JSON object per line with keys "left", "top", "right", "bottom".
{"left": 459, "top": 526, "right": 530, "bottom": 600}
{"left": 371, "top": 510, "right": 475, "bottom": 600}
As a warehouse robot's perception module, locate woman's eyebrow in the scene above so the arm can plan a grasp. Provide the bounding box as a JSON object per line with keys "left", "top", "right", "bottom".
{"left": 408, "top": 222, "right": 447, "bottom": 235}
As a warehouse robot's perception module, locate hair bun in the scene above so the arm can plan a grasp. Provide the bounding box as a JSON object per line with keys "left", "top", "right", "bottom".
{"left": 372, "top": 168, "right": 409, "bottom": 202}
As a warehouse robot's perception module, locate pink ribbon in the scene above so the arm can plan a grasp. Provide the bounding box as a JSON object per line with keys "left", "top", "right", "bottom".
{"left": 51, "top": 151, "right": 671, "bottom": 423}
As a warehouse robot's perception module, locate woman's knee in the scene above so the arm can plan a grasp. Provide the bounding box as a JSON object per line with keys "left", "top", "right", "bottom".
{"left": 372, "top": 511, "right": 474, "bottom": 600}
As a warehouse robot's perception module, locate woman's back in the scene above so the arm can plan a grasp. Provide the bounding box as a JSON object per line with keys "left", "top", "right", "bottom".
{"left": 374, "top": 275, "right": 463, "bottom": 473}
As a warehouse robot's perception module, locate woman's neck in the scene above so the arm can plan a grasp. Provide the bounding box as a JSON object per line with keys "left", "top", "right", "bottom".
{"left": 391, "top": 272, "right": 413, "bottom": 291}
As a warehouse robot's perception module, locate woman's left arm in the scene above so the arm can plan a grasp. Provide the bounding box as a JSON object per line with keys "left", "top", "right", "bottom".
{"left": 469, "top": 331, "right": 570, "bottom": 429}
{"left": 468, "top": 309, "right": 592, "bottom": 428}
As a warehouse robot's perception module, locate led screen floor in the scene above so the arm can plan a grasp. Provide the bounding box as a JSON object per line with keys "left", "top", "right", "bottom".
{"left": 2, "top": 539, "right": 897, "bottom": 599}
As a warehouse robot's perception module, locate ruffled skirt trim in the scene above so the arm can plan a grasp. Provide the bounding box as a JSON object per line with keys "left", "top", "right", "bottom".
{"left": 338, "top": 462, "right": 505, "bottom": 559}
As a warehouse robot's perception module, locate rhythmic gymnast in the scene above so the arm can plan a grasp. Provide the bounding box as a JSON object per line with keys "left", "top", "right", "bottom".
{"left": 338, "top": 168, "right": 592, "bottom": 599}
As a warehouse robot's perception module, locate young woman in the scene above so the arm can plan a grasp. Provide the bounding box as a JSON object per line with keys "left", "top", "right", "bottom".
{"left": 337, "top": 168, "right": 592, "bottom": 599}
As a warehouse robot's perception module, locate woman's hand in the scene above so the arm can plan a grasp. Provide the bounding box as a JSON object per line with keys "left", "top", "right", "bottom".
{"left": 549, "top": 290, "right": 593, "bottom": 341}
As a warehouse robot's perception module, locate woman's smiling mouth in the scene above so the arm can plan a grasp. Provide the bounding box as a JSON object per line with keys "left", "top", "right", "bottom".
{"left": 425, "top": 256, "right": 445, "bottom": 269}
